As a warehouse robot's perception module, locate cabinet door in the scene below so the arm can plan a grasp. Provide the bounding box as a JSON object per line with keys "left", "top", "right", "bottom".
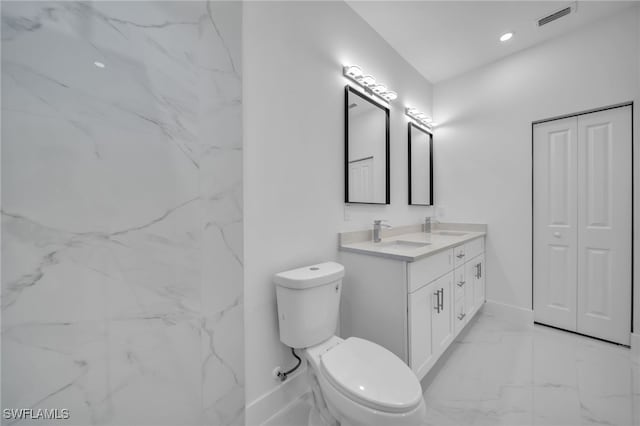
{"left": 408, "top": 282, "right": 434, "bottom": 377}
{"left": 432, "top": 272, "right": 454, "bottom": 356}
{"left": 463, "top": 260, "right": 476, "bottom": 316}
{"left": 472, "top": 255, "right": 485, "bottom": 309}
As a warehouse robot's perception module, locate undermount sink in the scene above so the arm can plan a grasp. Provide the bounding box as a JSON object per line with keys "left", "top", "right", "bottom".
{"left": 432, "top": 231, "right": 469, "bottom": 236}
{"left": 379, "top": 240, "right": 431, "bottom": 249}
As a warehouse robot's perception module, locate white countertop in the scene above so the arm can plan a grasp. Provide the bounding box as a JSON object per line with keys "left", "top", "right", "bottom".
{"left": 339, "top": 224, "right": 486, "bottom": 262}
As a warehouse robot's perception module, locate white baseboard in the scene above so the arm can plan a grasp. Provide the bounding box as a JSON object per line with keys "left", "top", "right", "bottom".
{"left": 631, "top": 333, "right": 640, "bottom": 364}
{"left": 246, "top": 366, "right": 310, "bottom": 426}
{"left": 483, "top": 299, "right": 534, "bottom": 327}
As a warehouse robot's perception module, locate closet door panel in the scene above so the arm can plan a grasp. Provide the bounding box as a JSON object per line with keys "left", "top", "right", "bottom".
{"left": 576, "top": 106, "right": 632, "bottom": 345}
{"left": 533, "top": 117, "right": 578, "bottom": 330}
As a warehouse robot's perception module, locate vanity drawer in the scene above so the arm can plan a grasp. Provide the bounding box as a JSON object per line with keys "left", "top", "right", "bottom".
{"left": 465, "top": 237, "right": 484, "bottom": 261}
{"left": 408, "top": 249, "right": 453, "bottom": 293}
{"left": 453, "top": 245, "right": 466, "bottom": 267}
{"left": 454, "top": 297, "right": 466, "bottom": 334}
{"left": 454, "top": 266, "right": 466, "bottom": 300}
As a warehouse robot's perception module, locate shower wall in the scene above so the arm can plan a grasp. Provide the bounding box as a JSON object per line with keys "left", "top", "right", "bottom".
{"left": 1, "top": 1, "right": 243, "bottom": 424}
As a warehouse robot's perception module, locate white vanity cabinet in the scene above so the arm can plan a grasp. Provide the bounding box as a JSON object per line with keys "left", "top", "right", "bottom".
{"left": 408, "top": 271, "right": 454, "bottom": 379}
{"left": 340, "top": 234, "right": 485, "bottom": 381}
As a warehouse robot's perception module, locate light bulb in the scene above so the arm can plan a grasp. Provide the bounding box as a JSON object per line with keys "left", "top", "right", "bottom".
{"left": 360, "top": 75, "right": 375, "bottom": 86}
{"left": 383, "top": 91, "right": 397, "bottom": 101}
{"left": 372, "top": 84, "right": 387, "bottom": 93}
{"left": 344, "top": 65, "right": 362, "bottom": 78}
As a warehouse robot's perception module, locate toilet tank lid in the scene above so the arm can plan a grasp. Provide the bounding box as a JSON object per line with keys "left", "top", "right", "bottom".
{"left": 274, "top": 262, "right": 345, "bottom": 289}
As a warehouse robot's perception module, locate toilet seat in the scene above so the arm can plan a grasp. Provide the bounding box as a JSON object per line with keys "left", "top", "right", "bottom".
{"left": 319, "top": 337, "right": 423, "bottom": 414}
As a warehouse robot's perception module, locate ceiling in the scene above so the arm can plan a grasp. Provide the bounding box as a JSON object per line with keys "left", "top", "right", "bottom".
{"left": 347, "top": 1, "right": 637, "bottom": 83}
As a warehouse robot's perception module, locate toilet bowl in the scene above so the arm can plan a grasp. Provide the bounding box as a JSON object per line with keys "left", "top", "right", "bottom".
{"left": 274, "top": 262, "right": 427, "bottom": 426}
{"left": 304, "top": 336, "right": 426, "bottom": 426}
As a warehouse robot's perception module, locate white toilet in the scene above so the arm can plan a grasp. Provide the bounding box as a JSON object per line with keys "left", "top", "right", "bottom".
{"left": 275, "top": 261, "right": 427, "bottom": 426}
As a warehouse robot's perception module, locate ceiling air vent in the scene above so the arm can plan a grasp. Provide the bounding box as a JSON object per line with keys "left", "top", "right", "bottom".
{"left": 537, "top": 3, "right": 576, "bottom": 27}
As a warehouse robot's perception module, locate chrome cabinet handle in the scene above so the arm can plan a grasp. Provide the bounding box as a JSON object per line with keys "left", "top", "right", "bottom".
{"left": 456, "top": 252, "right": 465, "bottom": 259}
{"left": 457, "top": 313, "right": 466, "bottom": 321}
{"left": 439, "top": 288, "right": 444, "bottom": 311}
{"left": 433, "top": 291, "right": 440, "bottom": 313}
{"left": 553, "top": 232, "right": 561, "bottom": 238}
{"left": 457, "top": 280, "right": 465, "bottom": 287}
{"left": 478, "top": 263, "right": 482, "bottom": 278}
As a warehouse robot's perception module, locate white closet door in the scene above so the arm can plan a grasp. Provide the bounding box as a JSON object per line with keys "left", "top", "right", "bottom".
{"left": 576, "top": 106, "right": 631, "bottom": 345}
{"left": 534, "top": 117, "right": 579, "bottom": 331}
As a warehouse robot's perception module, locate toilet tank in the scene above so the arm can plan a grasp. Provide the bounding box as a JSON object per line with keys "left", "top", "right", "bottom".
{"left": 274, "top": 262, "right": 345, "bottom": 349}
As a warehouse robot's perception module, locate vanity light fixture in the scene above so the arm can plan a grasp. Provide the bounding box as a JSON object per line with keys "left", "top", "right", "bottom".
{"left": 343, "top": 64, "right": 397, "bottom": 102}
{"left": 383, "top": 91, "right": 398, "bottom": 101}
{"left": 360, "top": 75, "right": 376, "bottom": 86}
{"left": 499, "top": 32, "right": 513, "bottom": 42}
{"left": 405, "top": 107, "right": 434, "bottom": 130}
{"left": 371, "top": 84, "right": 387, "bottom": 94}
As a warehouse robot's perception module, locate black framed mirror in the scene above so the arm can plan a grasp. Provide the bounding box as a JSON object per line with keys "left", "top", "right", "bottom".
{"left": 344, "top": 86, "right": 390, "bottom": 204}
{"left": 408, "top": 122, "right": 433, "bottom": 205}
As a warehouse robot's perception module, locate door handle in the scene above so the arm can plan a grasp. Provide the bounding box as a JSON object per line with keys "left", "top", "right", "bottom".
{"left": 433, "top": 291, "right": 440, "bottom": 313}
{"left": 457, "top": 280, "right": 466, "bottom": 287}
{"left": 439, "top": 288, "right": 444, "bottom": 311}
{"left": 456, "top": 252, "right": 465, "bottom": 259}
{"left": 457, "top": 313, "right": 466, "bottom": 321}
{"left": 478, "top": 263, "right": 482, "bottom": 278}
{"left": 553, "top": 232, "right": 561, "bottom": 238}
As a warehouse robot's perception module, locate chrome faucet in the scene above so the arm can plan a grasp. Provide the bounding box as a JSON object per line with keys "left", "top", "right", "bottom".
{"left": 424, "top": 216, "right": 432, "bottom": 233}
{"left": 373, "top": 220, "right": 391, "bottom": 243}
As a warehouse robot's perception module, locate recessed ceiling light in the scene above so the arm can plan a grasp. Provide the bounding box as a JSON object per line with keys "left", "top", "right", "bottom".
{"left": 499, "top": 32, "right": 513, "bottom": 42}
{"left": 94, "top": 61, "right": 106, "bottom": 68}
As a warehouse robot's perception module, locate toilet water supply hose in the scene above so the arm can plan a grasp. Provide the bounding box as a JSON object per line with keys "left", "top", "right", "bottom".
{"left": 277, "top": 348, "right": 302, "bottom": 381}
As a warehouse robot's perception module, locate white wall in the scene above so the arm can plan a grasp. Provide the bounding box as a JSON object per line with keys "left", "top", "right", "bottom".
{"left": 243, "top": 1, "right": 433, "bottom": 422}
{"left": 434, "top": 8, "right": 640, "bottom": 325}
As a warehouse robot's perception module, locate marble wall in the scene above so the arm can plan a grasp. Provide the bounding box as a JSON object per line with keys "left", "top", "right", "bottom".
{"left": 1, "top": 1, "right": 243, "bottom": 425}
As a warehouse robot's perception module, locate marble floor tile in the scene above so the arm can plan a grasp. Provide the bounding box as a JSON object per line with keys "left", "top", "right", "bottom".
{"left": 423, "top": 311, "right": 639, "bottom": 426}
{"left": 267, "top": 312, "right": 637, "bottom": 426}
